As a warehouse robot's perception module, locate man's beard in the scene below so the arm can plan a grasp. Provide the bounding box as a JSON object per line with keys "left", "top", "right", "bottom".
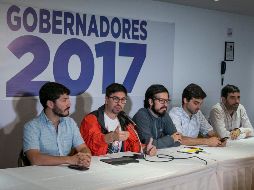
{"left": 151, "top": 105, "right": 167, "bottom": 117}
{"left": 228, "top": 103, "right": 239, "bottom": 111}
{"left": 52, "top": 106, "right": 69, "bottom": 117}
{"left": 186, "top": 106, "right": 198, "bottom": 115}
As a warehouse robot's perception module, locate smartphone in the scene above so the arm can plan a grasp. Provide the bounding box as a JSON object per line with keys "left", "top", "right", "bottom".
{"left": 220, "top": 137, "right": 229, "bottom": 142}
{"left": 68, "top": 165, "right": 89, "bottom": 171}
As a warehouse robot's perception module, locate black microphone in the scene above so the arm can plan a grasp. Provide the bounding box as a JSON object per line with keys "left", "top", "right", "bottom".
{"left": 119, "top": 111, "right": 144, "bottom": 158}
{"left": 119, "top": 111, "right": 137, "bottom": 126}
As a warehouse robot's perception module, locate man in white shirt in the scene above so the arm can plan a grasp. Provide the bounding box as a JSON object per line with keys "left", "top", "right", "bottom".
{"left": 169, "top": 83, "right": 223, "bottom": 146}
{"left": 209, "top": 84, "right": 253, "bottom": 140}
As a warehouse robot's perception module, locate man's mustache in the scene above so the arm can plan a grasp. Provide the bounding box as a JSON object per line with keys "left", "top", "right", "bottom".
{"left": 160, "top": 106, "right": 167, "bottom": 110}
{"left": 65, "top": 107, "right": 70, "bottom": 111}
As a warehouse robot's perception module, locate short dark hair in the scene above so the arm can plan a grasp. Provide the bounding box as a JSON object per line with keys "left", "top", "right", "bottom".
{"left": 39, "top": 82, "right": 70, "bottom": 109}
{"left": 144, "top": 84, "right": 169, "bottom": 108}
{"left": 182, "top": 83, "right": 206, "bottom": 104}
{"left": 221, "top": 84, "right": 240, "bottom": 98}
{"left": 105, "top": 83, "right": 127, "bottom": 97}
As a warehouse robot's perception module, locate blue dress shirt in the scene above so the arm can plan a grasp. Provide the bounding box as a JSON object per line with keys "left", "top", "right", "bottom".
{"left": 23, "top": 111, "right": 84, "bottom": 156}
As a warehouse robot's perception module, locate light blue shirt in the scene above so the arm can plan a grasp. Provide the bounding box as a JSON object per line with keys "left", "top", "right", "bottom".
{"left": 23, "top": 111, "right": 84, "bottom": 156}
{"left": 169, "top": 107, "right": 213, "bottom": 138}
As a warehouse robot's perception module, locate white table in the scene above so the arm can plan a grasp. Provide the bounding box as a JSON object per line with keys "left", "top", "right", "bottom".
{"left": 1, "top": 138, "right": 254, "bottom": 190}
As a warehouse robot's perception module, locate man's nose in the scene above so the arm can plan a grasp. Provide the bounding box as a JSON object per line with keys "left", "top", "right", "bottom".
{"left": 67, "top": 100, "right": 71, "bottom": 107}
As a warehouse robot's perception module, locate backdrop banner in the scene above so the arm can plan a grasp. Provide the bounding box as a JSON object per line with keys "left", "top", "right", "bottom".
{"left": 0, "top": 2, "right": 174, "bottom": 168}
{"left": 0, "top": 2, "right": 174, "bottom": 126}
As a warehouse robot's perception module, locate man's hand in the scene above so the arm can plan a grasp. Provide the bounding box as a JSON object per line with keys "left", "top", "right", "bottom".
{"left": 171, "top": 132, "right": 182, "bottom": 143}
{"left": 206, "top": 137, "right": 222, "bottom": 147}
{"left": 146, "top": 138, "right": 157, "bottom": 156}
{"left": 245, "top": 129, "right": 252, "bottom": 137}
{"left": 104, "top": 126, "right": 129, "bottom": 143}
{"left": 230, "top": 128, "right": 241, "bottom": 140}
{"left": 113, "top": 126, "right": 129, "bottom": 141}
{"left": 69, "top": 152, "right": 91, "bottom": 167}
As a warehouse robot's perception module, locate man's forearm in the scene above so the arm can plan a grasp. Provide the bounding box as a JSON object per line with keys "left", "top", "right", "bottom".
{"left": 154, "top": 135, "right": 176, "bottom": 149}
{"left": 27, "top": 152, "right": 71, "bottom": 166}
{"left": 181, "top": 136, "right": 207, "bottom": 146}
{"left": 79, "top": 146, "right": 91, "bottom": 154}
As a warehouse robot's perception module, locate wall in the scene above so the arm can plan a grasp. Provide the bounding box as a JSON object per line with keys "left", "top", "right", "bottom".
{"left": 0, "top": 0, "right": 254, "bottom": 168}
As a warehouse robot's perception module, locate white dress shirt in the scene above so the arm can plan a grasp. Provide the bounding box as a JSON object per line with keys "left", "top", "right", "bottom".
{"left": 169, "top": 107, "right": 213, "bottom": 138}
{"left": 209, "top": 103, "right": 254, "bottom": 138}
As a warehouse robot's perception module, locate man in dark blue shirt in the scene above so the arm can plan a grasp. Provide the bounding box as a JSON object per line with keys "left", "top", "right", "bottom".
{"left": 133, "top": 84, "right": 182, "bottom": 149}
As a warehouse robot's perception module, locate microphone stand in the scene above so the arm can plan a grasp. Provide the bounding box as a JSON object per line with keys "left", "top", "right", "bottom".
{"left": 119, "top": 111, "right": 144, "bottom": 159}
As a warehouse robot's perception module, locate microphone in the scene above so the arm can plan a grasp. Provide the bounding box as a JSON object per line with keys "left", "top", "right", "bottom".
{"left": 119, "top": 111, "right": 137, "bottom": 126}
{"left": 119, "top": 111, "right": 144, "bottom": 158}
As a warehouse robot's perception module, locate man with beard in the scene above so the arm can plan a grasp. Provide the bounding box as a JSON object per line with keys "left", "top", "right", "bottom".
{"left": 80, "top": 83, "right": 156, "bottom": 156}
{"left": 23, "top": 82, "right": 91, "bottom": 167}
{"left": 209, "top": 84, "right": 253, "bottom": 140}
{"left": 133, "top": 84, "right": 181, "bottom": 149}
{"left": 169, "top": 84, "right": 222, "bottom": 146}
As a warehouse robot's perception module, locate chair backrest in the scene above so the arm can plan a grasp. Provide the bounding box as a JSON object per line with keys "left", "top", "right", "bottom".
{"left": 18, "top": 150, "right": 31, "bottom": 167}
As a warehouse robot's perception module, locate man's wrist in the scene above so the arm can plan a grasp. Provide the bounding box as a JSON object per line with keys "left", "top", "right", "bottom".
{"left": 105, "top": 132, "right": 114, "bottom": 144}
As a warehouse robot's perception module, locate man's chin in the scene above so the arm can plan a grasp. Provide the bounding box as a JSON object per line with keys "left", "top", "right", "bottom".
{"left": 232, "top": 106, "right": 239, "bottom": 111}
{"left": 192, "top": 110, "right": 199, "bottom": 114}
{"left": 113, "top": 109, "right": 122, "bottom": 115}
{"left": 157, "top": 110, "right": 167, "bottom": 117}
{"left": 61, "top": 111, "right": 70, "bottom": 117}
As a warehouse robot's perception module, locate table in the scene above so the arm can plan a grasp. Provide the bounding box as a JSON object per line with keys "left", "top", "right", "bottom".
{"left": 1, "top": 138, "right": 254, "bottom": 190}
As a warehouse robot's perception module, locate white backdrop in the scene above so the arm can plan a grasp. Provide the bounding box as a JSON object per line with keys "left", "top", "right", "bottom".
{"left": 0, "top": 1, "right": 174, "bottom": 168}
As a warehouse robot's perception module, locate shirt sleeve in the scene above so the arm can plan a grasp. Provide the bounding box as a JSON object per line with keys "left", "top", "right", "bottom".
{"left": 198, "top": 111, "right": 213, "bottom": 136}
{"left": 169, "top": 108, "right": 184, "bottom": 134}
{"left": 209, "top": 107, "right": 230, "bottom": 138}
{"left": 23, "top": 121, "right": 40, "bottom": 153}
{"left": 156, "top": 114, "right": 180, "bottom": 148}
{"left": 70, "top": 118, "right": 85, "bottom": 148}
{"left": 239, "top": 106, "right": 254, "bottom": 136}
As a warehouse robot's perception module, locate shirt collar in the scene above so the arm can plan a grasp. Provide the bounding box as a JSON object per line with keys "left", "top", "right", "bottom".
{"left": 180, "top": 106, "right": 195, "bottom": 120}
{"left": 40, "top": 110, "right": 64, "bottom": 125}
{"left": 148, "top": 108, "right": 159, "bottom": 118}
{"left": 220, "top": 102, "right": 235, "bottom": 116}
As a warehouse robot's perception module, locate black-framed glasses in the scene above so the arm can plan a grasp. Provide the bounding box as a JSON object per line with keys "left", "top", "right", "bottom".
{"left": 153, "top": 97, "right": 170, "bottom": 104}
{"left": 109, "top": 96, "right": 127, "bottom": 104}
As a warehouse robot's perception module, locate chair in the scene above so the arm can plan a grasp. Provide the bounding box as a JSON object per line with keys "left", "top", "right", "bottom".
{"left": 18, "top": 150, "right": 30, "bottom": 167}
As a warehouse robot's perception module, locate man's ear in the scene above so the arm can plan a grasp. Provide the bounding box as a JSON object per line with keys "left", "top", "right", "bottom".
{"left": 148, "top": 98, "right": 153, "bottom": 107}
{"left": 183, "top": 98, "right": 188, "bottom": 104}
{"left": 47, "top": 100, "right": 54, "bottom": 109}
{"left": 221, "top": 97, "right": 226, "bottom": 104}
{"left": 105, "top": 96, "right": 109, "bottom": 105}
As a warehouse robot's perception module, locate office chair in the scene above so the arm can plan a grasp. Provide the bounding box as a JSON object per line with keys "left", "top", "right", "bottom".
{"left": 18, "top": 150, "right": 30, "bottom": 167}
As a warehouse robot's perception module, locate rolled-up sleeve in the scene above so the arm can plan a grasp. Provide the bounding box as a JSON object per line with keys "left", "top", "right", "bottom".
{"left": 169, "top": 108, "right": 184, "bottom": 134}
{"left": 209, "top": 107, "right": 230, "bottom": 138}
{"left": 239, "top": 106, "right": 254, "bottom": 136}
{"left": 198, "top": 111, "right": 213, "bottom": 136}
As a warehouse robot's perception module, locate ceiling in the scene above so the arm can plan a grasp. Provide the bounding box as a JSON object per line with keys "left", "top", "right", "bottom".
{"left": 154, "top": 0, "right": 254, "bottom": 17}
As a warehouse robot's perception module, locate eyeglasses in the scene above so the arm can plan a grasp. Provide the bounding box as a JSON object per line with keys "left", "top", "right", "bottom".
{"left": 153, "top": 97, "right": 170, "bottom": 104}
{"left": 109, "top": 96, "right": 127, "bottom": 104}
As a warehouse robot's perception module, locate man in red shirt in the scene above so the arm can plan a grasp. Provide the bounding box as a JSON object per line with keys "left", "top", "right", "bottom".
{"left": 80, "top": 83, "right": 156, "bottom": 156}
